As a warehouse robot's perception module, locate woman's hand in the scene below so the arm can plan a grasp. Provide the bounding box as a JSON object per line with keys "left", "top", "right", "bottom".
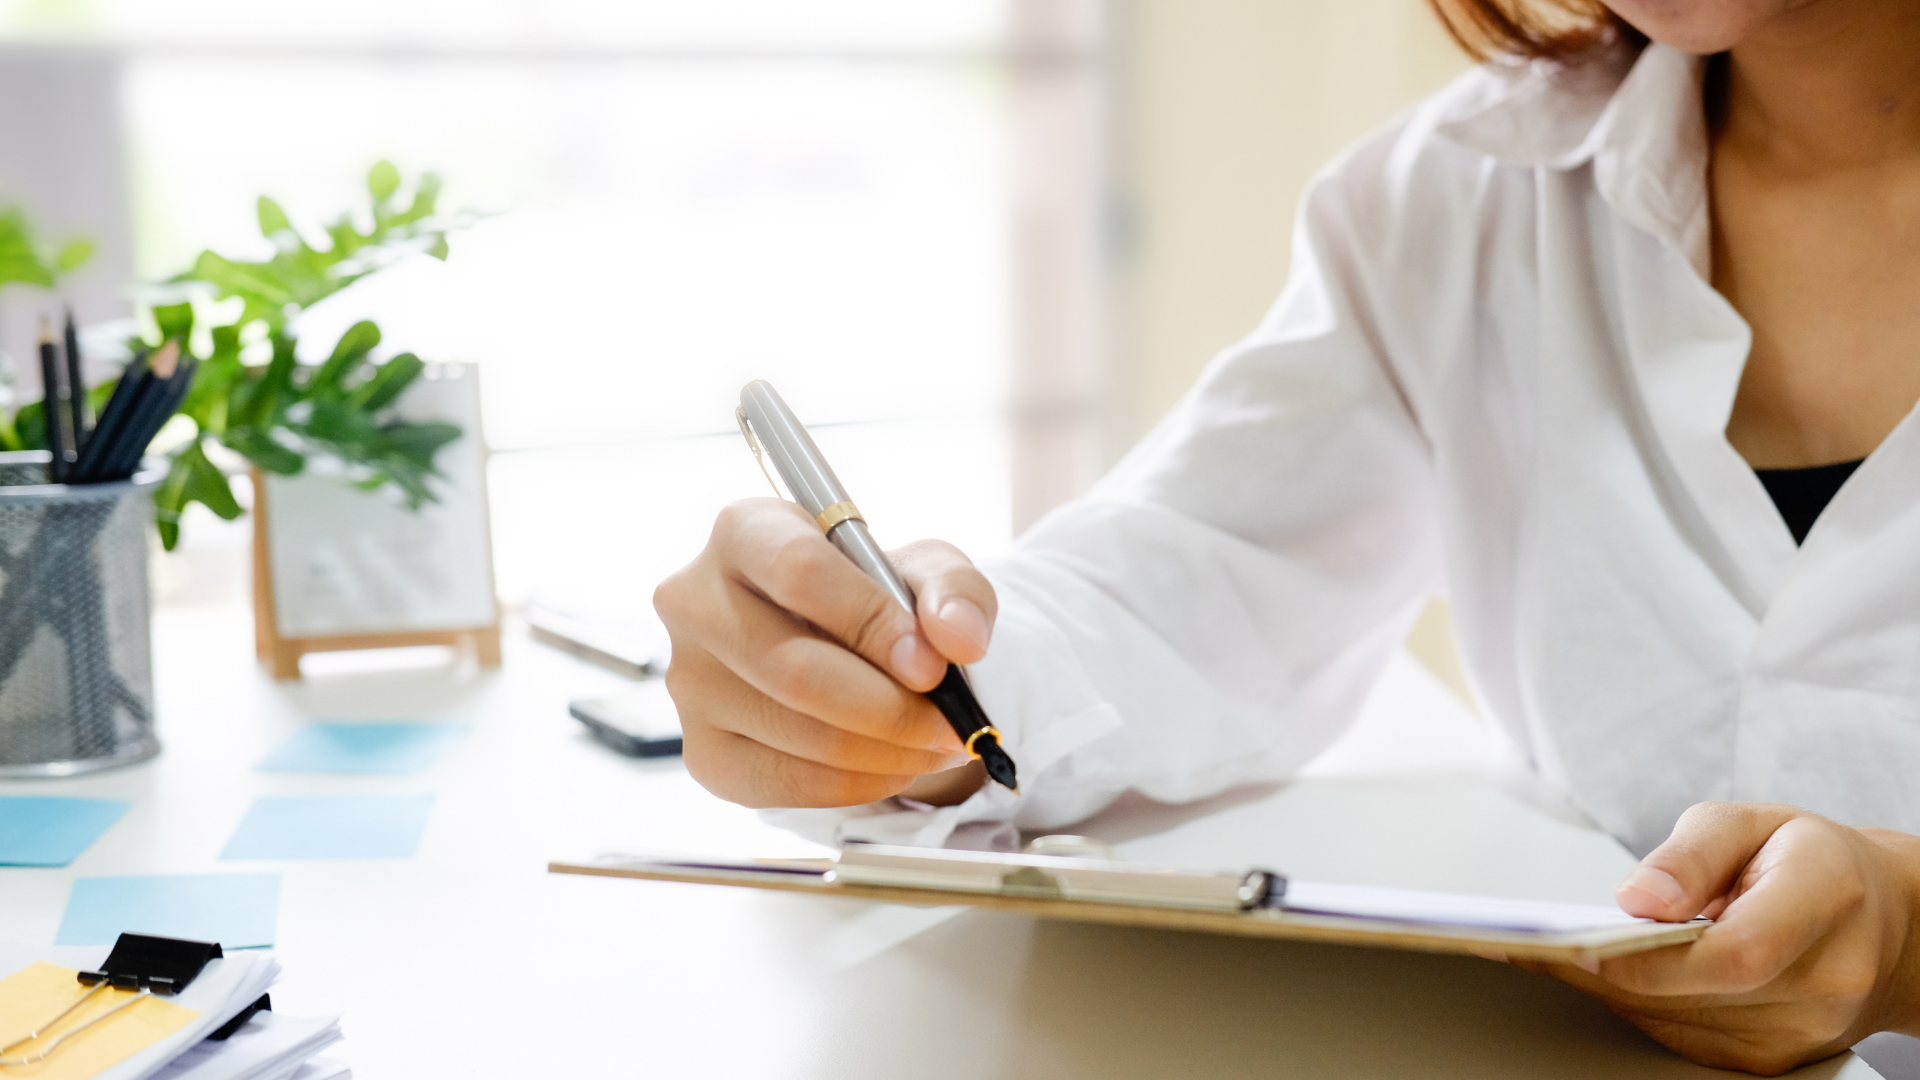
{"left": 654, "top": 498, "right": 997, "bottom": 809}
{"left": 1527, "top": 802, "right": 1920, "bottom": 1075}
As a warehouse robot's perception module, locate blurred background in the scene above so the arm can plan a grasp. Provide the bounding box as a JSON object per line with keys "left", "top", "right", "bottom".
{"left": 0, "top": 0, "right": 1467, "bottom": 681}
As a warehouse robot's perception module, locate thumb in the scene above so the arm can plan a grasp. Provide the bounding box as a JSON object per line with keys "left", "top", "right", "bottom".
{"left": 1617, "top": 801, "right": 1802, "bottom": 921}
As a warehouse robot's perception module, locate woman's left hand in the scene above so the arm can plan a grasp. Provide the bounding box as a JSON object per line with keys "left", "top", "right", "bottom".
{"left": 1523, "top": 802, "right": 1920, "bottom": 1075}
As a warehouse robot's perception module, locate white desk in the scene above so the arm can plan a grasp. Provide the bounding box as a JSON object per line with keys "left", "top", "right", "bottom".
{"left": 0, "top": 606, "right": 1880, "bottom": 1079}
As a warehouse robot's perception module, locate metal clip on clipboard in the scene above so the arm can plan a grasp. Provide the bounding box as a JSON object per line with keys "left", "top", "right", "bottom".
{"left": 826, "top": 842, "right": 1285, "bottom": 912}
{"left": 0, "top": 933, "right": 223, "bottom": 1068}
{"left": 565, "top": 842, "right": 1284, "bottom": 912}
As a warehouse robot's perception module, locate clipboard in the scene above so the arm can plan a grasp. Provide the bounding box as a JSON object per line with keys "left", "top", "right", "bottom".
{"left": 549, "top": 844, "right": 1707, "bottom": 963}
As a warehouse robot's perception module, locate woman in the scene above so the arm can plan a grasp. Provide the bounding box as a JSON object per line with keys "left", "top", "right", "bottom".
{"left": 654, "top": 0, "right": 1920, "bottom": 1072}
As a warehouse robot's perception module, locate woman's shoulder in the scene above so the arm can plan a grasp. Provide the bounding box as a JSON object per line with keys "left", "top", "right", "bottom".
{"left": 1306, "top": 46, "right": 1638, "bottom": 236}
{"left": 1266, "top": 47, "right": 1645, "bottom": 395}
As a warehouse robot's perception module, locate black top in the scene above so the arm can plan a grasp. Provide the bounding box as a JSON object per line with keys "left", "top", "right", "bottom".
{"left": 1754, "top": 458, "right": 1864, "bottom": 545}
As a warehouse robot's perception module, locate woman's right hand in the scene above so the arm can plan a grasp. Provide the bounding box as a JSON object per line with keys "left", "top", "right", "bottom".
{"left": 653, "top": 497, "right": 999, "bottom": 809}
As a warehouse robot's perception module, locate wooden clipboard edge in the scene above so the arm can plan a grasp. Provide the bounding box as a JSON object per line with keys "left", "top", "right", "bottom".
{"left": 547, "top": 859, "right": 1707, "bottom": 963}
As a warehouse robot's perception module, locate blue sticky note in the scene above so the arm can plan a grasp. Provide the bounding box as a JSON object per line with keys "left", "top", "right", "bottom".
{"left": 0, "top": 796, "right": 130, "bottom": 867}
{"left": 57, "top": 873, "right": 281, "bottom": 948}
{"left": 220, "top": 794, "right": 436, "bottom": 860}
{"left": 257, "top": 721, "right": 466, "bottom": 775}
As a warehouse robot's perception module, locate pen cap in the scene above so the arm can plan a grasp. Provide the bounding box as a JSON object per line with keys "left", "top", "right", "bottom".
{"left": 738, "top": 381, "right": 849, "bottom": 517}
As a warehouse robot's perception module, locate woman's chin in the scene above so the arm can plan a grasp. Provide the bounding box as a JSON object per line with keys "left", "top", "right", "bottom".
{"left": 1603, "top": 0, "right": 1766, "bottom": 54}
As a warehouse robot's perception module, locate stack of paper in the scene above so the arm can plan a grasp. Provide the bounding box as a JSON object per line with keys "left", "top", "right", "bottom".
{"left": 148, "top": 1013, "right": 345, "bottom": 1080}
{"left": 0, "top": 944, "right": 346, "bottom": 1080}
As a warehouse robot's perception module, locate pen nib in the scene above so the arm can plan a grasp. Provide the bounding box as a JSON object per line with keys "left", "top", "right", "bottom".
{"left": 975, "top": 735, "right": 1019, "bottom": 793}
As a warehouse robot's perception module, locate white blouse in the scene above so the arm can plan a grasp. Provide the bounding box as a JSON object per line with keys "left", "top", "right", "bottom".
{"left": 771, "top": 42, "right": 1920, "bottom": 859}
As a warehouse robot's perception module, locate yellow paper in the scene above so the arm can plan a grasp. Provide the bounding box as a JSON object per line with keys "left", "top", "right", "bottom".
{"left": 0, "top": 962, "right": 198, "bottom": 1079}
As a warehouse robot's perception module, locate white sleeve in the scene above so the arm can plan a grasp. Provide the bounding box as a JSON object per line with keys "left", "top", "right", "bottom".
{"left": 764, "top": 133, "right": 1447, "bottom": 850}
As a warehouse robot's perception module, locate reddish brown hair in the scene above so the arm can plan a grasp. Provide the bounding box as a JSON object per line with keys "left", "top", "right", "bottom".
{"left": 1426, "top": 0, "right": 1647, "bottom": 62}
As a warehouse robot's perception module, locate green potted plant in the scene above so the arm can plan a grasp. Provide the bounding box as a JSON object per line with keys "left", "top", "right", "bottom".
{"left": 0, "top": 162, "right": 476, "bottom": 549}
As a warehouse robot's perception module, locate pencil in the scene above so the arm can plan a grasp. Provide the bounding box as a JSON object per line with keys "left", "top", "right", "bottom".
{"left": 104, "top": 357, "right": 195, "bottom": 480}
{"left": 37, "top": 321, "right": 67, "bottom": 483}
{"left": 63, "top": 308, "right": 87, "bottom": 452}
{"left": 90, "top": 339, "right": 181, "bottom": 482}
{"left": 70, "top": 350, "right": 150, "bottom": 484}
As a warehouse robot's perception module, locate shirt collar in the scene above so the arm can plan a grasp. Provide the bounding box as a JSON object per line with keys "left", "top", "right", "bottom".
{"left": 1435, "top": 43, "right": 1713, "bottom": 276}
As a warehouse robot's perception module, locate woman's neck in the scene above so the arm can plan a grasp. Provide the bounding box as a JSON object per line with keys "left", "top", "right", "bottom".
{"left": 1720, "top": 0, "right": 1920, "bottom": 171}
{"left": 1710, "top": 0, "right": 1920, "bottom": 470}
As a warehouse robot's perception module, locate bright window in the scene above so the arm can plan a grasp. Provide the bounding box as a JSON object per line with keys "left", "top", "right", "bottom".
{"left": 0, "top": 1, "right": 1095, "bottom": 613}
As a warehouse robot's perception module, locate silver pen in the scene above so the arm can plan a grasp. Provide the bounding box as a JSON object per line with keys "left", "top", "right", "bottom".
{"left": 736, "top": 380, "right": 1018, "bottom": 791}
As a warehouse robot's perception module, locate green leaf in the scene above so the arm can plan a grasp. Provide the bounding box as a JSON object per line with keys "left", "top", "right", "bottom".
{"left": 349, "top": 352, "right": 423, "bottom": 413}
{"left": 0, "top": 208, "right": 54, "bottom": 289}
{"left": 54, "top": 238, "right": 93, "bottom": 273}
{"left": 380, "top": 468, "right": 435, "bottom": 507}
{"left": 187, "top": 251, "right": 295, "bottom": 327}
{"left": 178, "top": 357, "right": 235, "bottom": 435}
{"left": 381, "top": 420, "right": 461, "bottom": 465}
{"left": 150, "top": 440, "right": 240, "bottom": 549}
{"left": 0, "top": 208, "right": 94, "bottom": 285}
{"left": 221, "top": 426, "right": 305, "bottom": 475}
{"left": 152, "top": 453, "right": 194, "bottom": 550}
{"left": 324, "top": 215, "right": 367, "bottom": 262}
{"left": 207, "top": 323, "right": 242, "bottom": 366}
{"left": 301, "top": 397, "right": 383, "bottom": 447}
{"left": 13, "top": 399, "right": 45, "bottom": 451}
{"left": 368, "top": 161, "right": 400, "bottom": 203}
{"left": 233, "top": 332, "right": 298, "bottom": 427}
{"left": 257, "top": 196, "right": 291, "bottom": 238}
{"left": 151, "top": 301, "right": 195, "bottom": 344}
{"left": 183, "top": 440, "right": 242, "bottom": 518}
{"left": 390, "top": 172, "right": 442, "bottom": 227}
{"left": 307, "top": 320, "right": 380, "bottom": 397}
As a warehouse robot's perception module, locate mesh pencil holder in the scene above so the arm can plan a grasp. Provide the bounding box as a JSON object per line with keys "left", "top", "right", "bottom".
{"left": 0, "top": 450, "right": 162, "bottom": 777}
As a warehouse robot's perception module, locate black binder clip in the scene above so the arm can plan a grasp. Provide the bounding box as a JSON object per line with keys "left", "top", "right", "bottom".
{"left": 76, "top": 933, "right": 223, "bottom": 995}
{"left": 208, "top": 994, "right": 272, "bottom": 1041}
{"left": 0, "top": 934, "right": 224, "bottom": 1067}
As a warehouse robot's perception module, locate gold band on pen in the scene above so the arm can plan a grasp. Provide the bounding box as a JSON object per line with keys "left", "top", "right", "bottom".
{"left": 963, "top": 726, "right": 1002, "bottom": 758}
{"left": 815, "top": 500, "right": 863, "bottom": 535}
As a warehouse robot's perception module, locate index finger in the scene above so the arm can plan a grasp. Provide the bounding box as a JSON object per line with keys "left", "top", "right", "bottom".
{"left": 715, "top": 499, "right": 949, "bottom": 691}
{"left": 893, "top": 539, "right": 998, "bottom": 665}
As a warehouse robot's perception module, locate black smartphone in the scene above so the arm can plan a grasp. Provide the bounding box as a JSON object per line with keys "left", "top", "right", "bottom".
{"left": 569, "top": 683, "right": 683, "bottom": 758}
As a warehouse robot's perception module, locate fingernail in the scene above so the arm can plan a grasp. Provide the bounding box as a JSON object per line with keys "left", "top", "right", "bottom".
{"left": 890, "top": 631, "right": 942, "bottom": 686}
{"left": 939, "top": 598, "right": 990, "bottom": 653}
{"left": 1575, "top": 956, "right": 1601, "bottom": 975}
{"left": 1465, "top": 945, "right": 1509, "bottom": 963}
{"left": 1617, "top": 866, "right": 1686, "bottom": 914}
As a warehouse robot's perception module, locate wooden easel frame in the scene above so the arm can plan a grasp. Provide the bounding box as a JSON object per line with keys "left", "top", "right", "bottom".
{"left": 250, "top": 464, "right": 503, "bottom": 681}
